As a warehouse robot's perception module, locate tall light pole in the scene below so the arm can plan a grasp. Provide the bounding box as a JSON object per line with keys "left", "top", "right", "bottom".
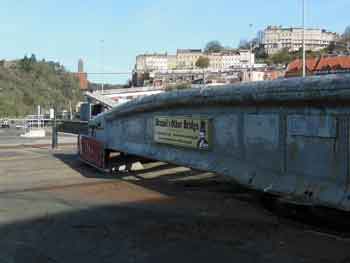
{"left": 249, "top": 24, "right": 254, "bottom": 81}
{"left": 302, "top": 0, "right": 306, "bottom": 77}
{"left": 100, "top": 40, "right": 105, "bottom": 93}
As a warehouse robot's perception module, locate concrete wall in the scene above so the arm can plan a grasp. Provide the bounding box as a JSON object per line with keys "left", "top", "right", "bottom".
{"left": 92, "top": 74, "right": 350, "bottom": 211}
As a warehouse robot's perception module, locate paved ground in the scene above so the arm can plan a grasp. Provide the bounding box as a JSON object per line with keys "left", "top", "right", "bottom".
{"left": 0, "top": 129, "right": 349, "bottom": 262}
{"left": 0, "top": 127, "right": 76, "bottom": 147}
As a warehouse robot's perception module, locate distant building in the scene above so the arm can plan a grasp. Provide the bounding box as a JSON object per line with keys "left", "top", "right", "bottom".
{"left": 176, "top": 49, "right": 202, "bottom": 69}
{"left": 262, "top": 26, "right": 339, "bottom": 55}
{"left": 236, "top": 49, "right": 255, "bottom": 68}
{"left": 241, "top": 71, "right": 265, "bottom": 82}
{"left": 133, "top": 49, "right": 258, "bottom": 87}
{"left": 221, "top": 51, "right": 241, "bottom": 69}
{"left": 74, "top": 72, "right": 88, "bottom": 90}
{"left": 208, "top": 52, "right": 223, "bottom": 71}
{"left": 74, "top": 59, "right": 88, "bottom": 90}
{"left": 135, "top": 49, "right": 255, "bottom": 73}
{"left": 285, "top": 56, "right": 350, "bottom": 77}
{"left": 151, "top": 69, "right": 205, "bottom": 87}
{"left": 167, "top": 55, "right": 177, "bottom": 70}
{"left": 241, "top": 68, "right": 285, "bottom": 82}
{"left": 3, "top": 60, "right": 16, "bottom": 69}
{"left": 135, "top": 53, "right": 168, "bottom": 72}
{"left": 78, "top": 59, "right": 84, "bottom": 73}
{"left": 207, "top": 50, "right": 255, "bottom": 71}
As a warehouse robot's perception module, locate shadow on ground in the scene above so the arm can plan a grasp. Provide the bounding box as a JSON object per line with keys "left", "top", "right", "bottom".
{"left": 0, "top": 202, "right": 301, "bottom": 263}
{"left": 0, "top": 151, "right": 348, "bottom": 262}
{"left": 53, "top": 152, "right": 260, "bottom": 204}
{"left": 1, "top": 191, "right": 349, "bottom": 263}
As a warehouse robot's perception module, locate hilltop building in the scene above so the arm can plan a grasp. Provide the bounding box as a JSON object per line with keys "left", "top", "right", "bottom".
{"left": 262, "top": 26, "right": 339, "bottom": 55}
{"left": 135, "top": 53, "right": 168, "bottom": 72}
{"left": 133, "top": 49, "right": 258, "bottom": 87}
{"left": 176, "top": 49, "right": 203, "bottom": 69}
{"left": 167, "top": 55, "right": 177, "bottom": 70}
{"left": 134, "top": 49, "right": 255, "bottom": 73}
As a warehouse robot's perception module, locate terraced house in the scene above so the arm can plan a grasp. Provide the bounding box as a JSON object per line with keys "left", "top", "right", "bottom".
{"left": 262, "top": 26, "right": 339, "bottom": 55}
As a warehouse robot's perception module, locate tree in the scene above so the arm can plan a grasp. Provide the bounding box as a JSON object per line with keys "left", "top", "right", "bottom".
{"left": 325, "top": 41, "right": 336, "bottom": 54}
{"left": 268, "top": 48, "right": 293, "bottom": 65}
{"left": 204, "top": 41, "right": 224, "bottom": 53}
{"left": 238, "top": 39, "right": 250, "bottom": 49}
{"left": 0, "top": 58, "right": 83, "bottom": 117}
{"left": 254, "top": 44, "right": 268, "bottom": 60}
{"left": 19, "top": 54, "right": 37, "bottom": 72}
{"left": 195, "top": 56, "right": 210, "bottom": 69}
{"left": 29, "top": 54, "right": 37, "bottom": 64}
{"left": 19, "top": 55, "right": 31, "bottom": 72}
{"left": 343, "top": 26, "right": 350, "bottom": 40}
{"left": 195, "top": 56, "right": 210, "bottom": 85}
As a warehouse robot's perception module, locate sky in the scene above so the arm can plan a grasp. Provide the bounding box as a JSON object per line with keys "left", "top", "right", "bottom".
{"left": 0, "top": 0, "right": 349, "bottom": 84}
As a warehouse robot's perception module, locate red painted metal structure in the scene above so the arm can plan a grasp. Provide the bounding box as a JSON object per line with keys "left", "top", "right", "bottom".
{"left": 78, "top": 135, "right": 105, "bottom": 169}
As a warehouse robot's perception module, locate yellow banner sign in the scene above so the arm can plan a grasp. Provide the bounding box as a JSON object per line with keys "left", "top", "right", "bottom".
{"left": 154, "top": 116, "right": 212, "bottom": 150}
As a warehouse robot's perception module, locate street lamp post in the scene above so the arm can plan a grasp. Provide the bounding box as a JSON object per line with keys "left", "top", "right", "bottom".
{"left": 249, "top": 24, "right": 254, "bottom": 81}
{"left": 302, "top": 0, "right": 306, "bottom": 77}
{"left": 100, "top": 40, "right": 105, "bottom": 93}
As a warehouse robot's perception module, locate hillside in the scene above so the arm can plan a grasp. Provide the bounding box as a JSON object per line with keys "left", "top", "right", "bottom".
{"left": 0, "top": 56, "right": 83, "bottom": 117}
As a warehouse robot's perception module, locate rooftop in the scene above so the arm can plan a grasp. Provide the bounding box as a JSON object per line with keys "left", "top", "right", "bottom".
{"left": 177, "top": 49, "right": 202, "bottom": 54}
{"left": 265, "top": 26, "right": 337, "bottom": 34}
{"left": 286, "top": 56, "right": 350, "bottom": 76}
{"left": 137, "top": 53, "right": 168, "bottom": 58}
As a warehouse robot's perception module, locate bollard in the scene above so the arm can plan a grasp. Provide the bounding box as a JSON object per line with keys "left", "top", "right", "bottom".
{"left": 51, "top": 113, "right": 58, "bottom": 149}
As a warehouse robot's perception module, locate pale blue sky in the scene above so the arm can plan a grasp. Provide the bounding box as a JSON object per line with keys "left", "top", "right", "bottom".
{"left": 0, "top": 0, "right": 348, "bottom": 83}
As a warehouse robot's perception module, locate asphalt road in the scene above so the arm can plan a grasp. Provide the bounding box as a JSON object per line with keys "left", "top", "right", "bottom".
{"left": 0, "top": 138, "right": 348, "bottom": 262}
